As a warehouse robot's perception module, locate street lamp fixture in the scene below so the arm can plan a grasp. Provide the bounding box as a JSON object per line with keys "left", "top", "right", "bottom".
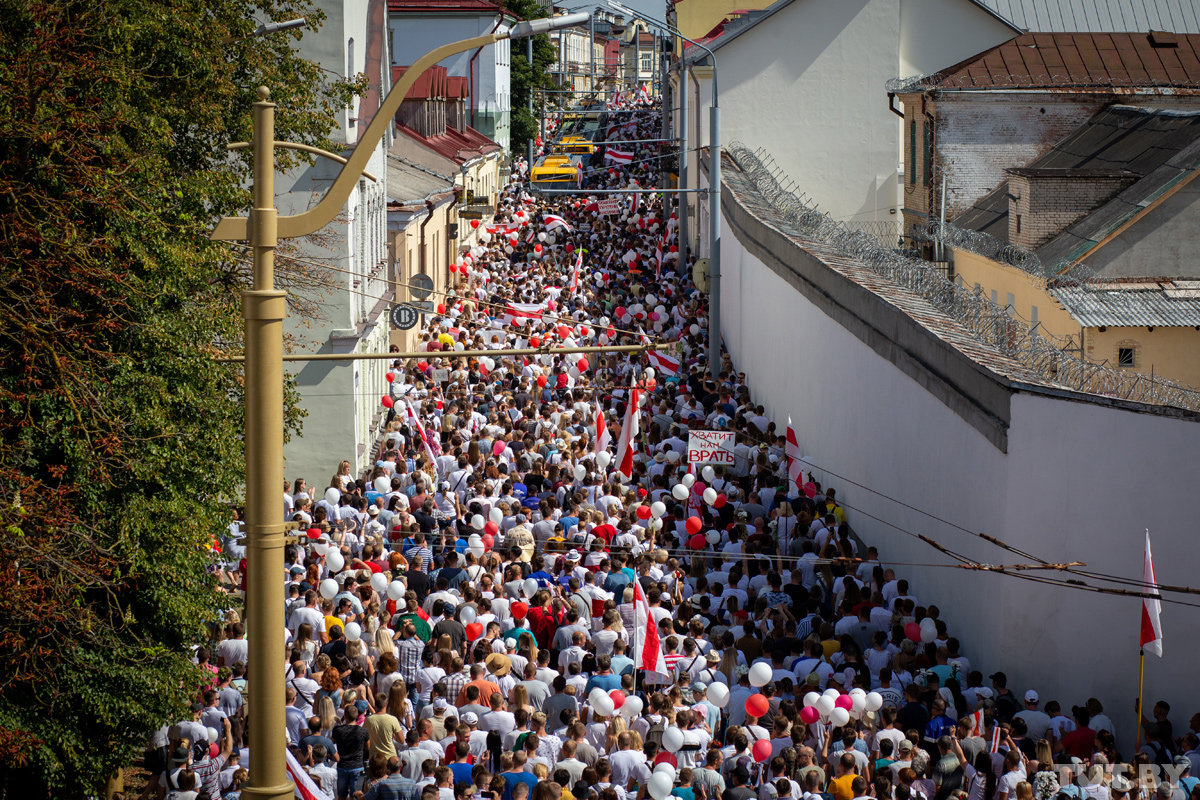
{"left": 209, "top": 14, "right": 589, "bottom": 800}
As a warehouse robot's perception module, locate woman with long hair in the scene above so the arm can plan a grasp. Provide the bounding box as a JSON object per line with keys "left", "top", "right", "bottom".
{"left": 371, "top": 626, "right": 395, "bottom": 662}
{"left": 604, "top": 713, "right": 629, "bottom": 756}
{"left": 511, "top": 684, "right": 533, "bottom": 716}
{"left": 316, "top": 666, "right": 343, "bottom": 710}
{"left": 346, "top": 638, "right": 372, "bottom": 678}
{"left": 293, "top": 623, "right": 317, "bottom": 668}
{"left": 333, "top": 460, "right": 353, "bottom": 491}
{"left": 1030, "top": 740, "right": 1059, "bottom": 800}
{"left": 966, "top": 749, "right": 995, "bottom": 800}
{"left": 386, "top": 679, "right": 414, "bottom": 731}
{"left": 316, "top": 695, "right": 338, "bottom": 734}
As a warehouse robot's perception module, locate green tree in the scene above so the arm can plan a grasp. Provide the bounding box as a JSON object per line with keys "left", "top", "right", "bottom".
{"left": 500, "top": 0, "right": 558, "bottom": 157}
{"left": 0, "top": 0, "right": 357, "bottom": 794}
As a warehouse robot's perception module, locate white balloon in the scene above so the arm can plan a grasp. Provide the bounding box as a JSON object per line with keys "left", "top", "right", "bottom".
{"left": 689, "top": 324, "right": 701, "bottom": 335}
{"left": 460, "top": 606, "right": 477, "bottom": 625}
{"left": 374, "top": 476, "right": 390, "bottom": 494}
{"left": 622, "top": 695, "right": 644, "bottom": 717}
{"left": 344, "top": 622, "right": 362, "bottom": 642}
{"left": 803, "top": 692, "right": 821, "bottom": 708}
{"left": 592, "top": 694, "right": 615, "bottom": 717}
{"left": 489, "top": 508, "right": 504, "bottom": 524}
{"left": 574, "top": 464, "right": 586, "bottom": 481}
{"left": 454, "top": 342, "right": 464, "bottom": 351}
{"left": 596, "top": 451, "right": 612, "bottom": 468}
{"left": 471, "top": 514, "right": 485, "bottom": 530}
{"left": 371, "top": 573, "right": 388, "bottom": 592}
{"left": 319, "top": 578, "right": 338, "bottom": 599}
{"left": 538, "top": 232, "right": 547, "bottom": 242}
{"left": 650, "top": 501, "right": 666, "bottom": 518}
{"left": 644, "top": 368, "right": 655, "bottom": 380}
{"left": 703, "top": 487, "right": 718, "bottom": 506}
{"left": 864, "top": 692, "right": 884, "bottom": 712}
{"left": 701, "top": 466, "right": 715, "bottom": 482}
{"left": 705, "top": 529, "right": 721, "bottom": 545}
{"left": 324, "top": 487, "right": 340, "bottom": 505}
{"left": 469, "top": 543, "right": 485, "bottom": 559}
{"left": 387, "top": 580, "right": 405, "bottom": 600}
{"left": 851, "top": 693, "right": 866, "bottom": 713}
{"left": 707, "top": 682, "right": 730, "bottom": 708}
{"left": 654, "top": 763, "right": 677, "bottom": 778}
{"left": 815, "top": 696, "right": 835, "bottom": 716}
{"left": 682, "top": 473, "right": 696, "bottom": 488}
{"left": 823, "top": 688, "right": 841, "bottom": 699}
{"left": 831, "top": 707, "right": 851, "bottom": 727}
{"left": 206, "top": 726, "right": 219, "bottom": 742}
{"left": 648, "top": 773, "right": 674, "bottom": 800}
{"left": 523, "top": 578, "right": 538, "bottom": 597}
{"left": 749, "top": 662, "right": 773, "bottom": 688}
{"left": 672, "top": 484, "right": 689, "bottom": 501}
{"left": 662, "top": 726, "right": 685, "bottom": 753}
{"left": 649, "top": 518, "right": 662, "bottom": 531}
{"left": 326, "top": 552, "right": 344, "bottom": 572}
{"left": 920, "top": 626, "right": 937, "bottom": 643}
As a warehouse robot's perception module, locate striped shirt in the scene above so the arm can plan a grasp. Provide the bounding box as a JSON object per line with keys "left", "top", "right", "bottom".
{"left": 396, "top": 636, "right": 425, "bottom": 686}
{"left": 443, "top": 667, "right": 470, "bottom": 704}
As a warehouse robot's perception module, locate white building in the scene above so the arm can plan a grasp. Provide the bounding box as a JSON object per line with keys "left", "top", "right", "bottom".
{"left": 388, "top": 0, "right": 515, "bottom": 150}
{"left": 277, "top": 0, "right": 393, "bottom": 487}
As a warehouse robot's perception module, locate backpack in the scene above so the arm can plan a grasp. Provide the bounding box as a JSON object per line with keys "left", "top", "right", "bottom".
{"left": 645, "top": 717, "right": 667, "bottom": 751}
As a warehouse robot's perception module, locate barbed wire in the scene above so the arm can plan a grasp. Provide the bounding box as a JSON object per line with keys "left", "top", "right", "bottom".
{"left": 725, "top": 142, "right": 1200, "bottom": 413}
{"left": 885, "top": 72, "right": 1200, "bottom": 95}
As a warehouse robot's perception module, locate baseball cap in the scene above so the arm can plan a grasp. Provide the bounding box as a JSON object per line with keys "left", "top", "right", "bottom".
{"left": 898, "top": 739, "right": 914, "bottom": 752}
{"left": 462, "top": 712, "right": 479, "bottom": 725}
{"left": 989, "top": 672, "right": 1007, "bottom": 686}
{"left": 434, "top": 698, "right": 449, "bottom": 711}
{"left": 289, "top": 566, "right": 305, "bottom": 575}
{"left": 733, "top": 764, "right": 751, "bottom": 783}
{"left": 1025, "top": 690, "right": 1038, "bottom": 703}
{"left": 691, "top": 682, "right": 707, "bottom": 693}
{"left": 355, "top": 699, "right": 369, "bottom": 714}
{"left": 171, "top": 746, "right": 190, "bottom": 765}
{"left": 1174, "top": 755, "right": 1192, "bottom": 769}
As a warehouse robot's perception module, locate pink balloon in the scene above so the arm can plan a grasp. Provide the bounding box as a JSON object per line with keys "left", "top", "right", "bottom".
{"left": 493, "top": 440, "right": 506, "bottom": 457}
{"left": 834, "top": 694, "right": 853, "bottom": 710}
{"left": 800, "top": 706, "right": 820, "bottom": 724}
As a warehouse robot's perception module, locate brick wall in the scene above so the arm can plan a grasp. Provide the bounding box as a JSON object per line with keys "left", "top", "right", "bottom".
{"left": 1007, "top": 172, "right": 1137, "bottom": 250}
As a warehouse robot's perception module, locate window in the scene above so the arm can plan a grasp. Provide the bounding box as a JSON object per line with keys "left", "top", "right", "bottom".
{"left": 1006, "top": 293, "right": 1016, "bottom": 314}
{"left": 1118, "top": 347, "right": 1136, "bottom": 367}
{"left": 1015, "top": 214, "right": 1021, "bottom": 235}
{"left": 991, "top": 289, "right": 998, "bottom": 305}
{"left": 909, "top": 120, "right": 916, "bottom": 185}
{"left": 1031, "top": 305, "right": 1039, "bottom": 327}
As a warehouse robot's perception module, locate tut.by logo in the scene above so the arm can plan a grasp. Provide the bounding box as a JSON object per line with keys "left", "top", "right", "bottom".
{"left": 1057, "top": 764, "right": 1189, "bottom": 787}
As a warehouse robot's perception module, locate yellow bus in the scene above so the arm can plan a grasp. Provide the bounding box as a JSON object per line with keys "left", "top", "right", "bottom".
{"left": 531, "top": 155, "right": 583, "bottom": 190}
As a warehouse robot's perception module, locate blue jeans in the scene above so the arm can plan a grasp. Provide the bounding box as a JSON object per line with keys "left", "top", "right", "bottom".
{"left": 337, "top": 766, "right": 364, "bottom": 799}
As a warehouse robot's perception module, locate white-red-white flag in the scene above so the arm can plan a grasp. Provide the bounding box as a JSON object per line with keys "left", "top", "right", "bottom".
{"left": 614, "top": 384, "right": 641, "bottom": 481}
{"left": 1141, "top": 529, "right": 1163, "bottom": 657}
{"left": 286, "top": 746, "right": 334, "bottom": 800}
{"left": 499, "top": 302, "right": 545, "bottom": 327}
{"left": 570, "top": 250, "right": 583, "bottom": 295}
{"left": 594, "top": 404, "right": 611, "bottom": 454}
{"left": 543, "top": 213, "right": 574, "bottom": 232}
{"left": 785, "top": 417, "right": 804, "bottom": 491}
{"left": 605, "top": 148, "right": 633, "bottom": 165}
{"left": 404, "top": 401, "right": 439, "bottom": 475}
{"left": 633, "top": 578, "right": 668, "bottom": 677}
{"left": 647, "top": 349, "right": 679, "bottom": 378}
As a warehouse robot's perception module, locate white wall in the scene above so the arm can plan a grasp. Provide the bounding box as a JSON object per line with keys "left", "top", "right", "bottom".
{"left": 720, "top": 207, "right": 1200, "bottom": 753}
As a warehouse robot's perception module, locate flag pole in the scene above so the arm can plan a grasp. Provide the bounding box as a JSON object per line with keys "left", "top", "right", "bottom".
{"left": 1135, "top": 647, "right": 1145, "bottom": 749}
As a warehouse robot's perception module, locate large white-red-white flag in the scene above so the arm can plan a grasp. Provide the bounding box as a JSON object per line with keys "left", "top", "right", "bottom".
{"left": 404, "top": 401, "right": 439, "bottom": 473}
{"left": 287, "top": 746, "right": 334, "bottom": 800}
{"left": 594, "top": 404, "right": 611, "bottom": 454}
{"left": 605, "top": 148, "right": 633, "bottom": 165}
{"left": 646, "top": 349, "right": 679, "bottom": 378}
{"left": 1141, "top": 529, "right": 1163, "bottom": 657}
{"left": 785, "top": 417, "right": 804, "bottom": 491}
{"left": 500, "top": 302, "right": 545, "bottom": 327}
{"left": 570, "top": 250, "right": 583, "bottom": 295}
{"left": 614, "top": 384, "right": 641, "bottom": 481}
{"left": 543, "top": 213, "right": 574, "bottom": 232}
{"left": 633, "top": 578, "right": 668, "bottom": 677}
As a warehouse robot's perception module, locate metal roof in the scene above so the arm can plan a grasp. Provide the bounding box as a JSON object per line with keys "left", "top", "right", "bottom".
{"left": 1050, "top": 281, "right": 1200, "bottom": 326}
{"left": 386, "top": 155, "right": 456, "bottom": 205}
{"left": 973, "top": 0, "right": 1200, "bottom": 33}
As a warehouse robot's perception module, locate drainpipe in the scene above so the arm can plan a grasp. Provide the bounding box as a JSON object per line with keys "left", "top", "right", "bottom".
{"left": 470, "top": 18, "right": 504, "bottom": 130}
{"left": 419, "top": 199, "right": 435, "bottom": 281}
{"left": 446, "top": 187, "right": 462, "bottom": 289}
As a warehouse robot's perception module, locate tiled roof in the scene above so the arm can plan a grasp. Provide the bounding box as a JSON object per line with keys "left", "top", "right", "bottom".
{"left": 1050, "top": 281, "right": 1200, "bottom": 327}
{"left": 972, "top": 0, "right": 1200, "bottom": 34}
{"left": 396, "top": 122, "right": 502, "bottom": 165}
{"left": 928, "top": 31, "right": 1200, "bottom": 89}
{"left": 392, "top": 65, "right": 450, "bottom": 99}
{"left": 388, "top": 0, "right": 505, "bottom": 14}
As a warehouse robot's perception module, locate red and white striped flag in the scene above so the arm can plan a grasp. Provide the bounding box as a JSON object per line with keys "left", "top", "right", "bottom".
{"left": 500, "top": 302, "right": 545, "bottom": 327}
{"left": 638, "top": 83, "right": 650, "bottom": 103}
{"left": 1141, "top": 530, "right": 1163, "bottom": 657}
{"left": 614, "top": 384, "right": 641, "bottom": 481}
{"left": 785, "top": 417, "right": 804, "bottom": 492}
{"left": 594, "top": 404, "right": 611, "bottom": 454}
{"left": 647, "top": 349, "right": 679, "bottom": 378}
{"left": 570, "top": 250, "right": 583, "bottom": 295}
{"left": 544, "top": 213, "right": 574, "bottom": 232}
{"left": 633, "top": 578, "right": 668, "bottom": 677}
{"left": 404, "top": 402, "right": 439, "bottom": 475}
{"left": 605, "top": 148, "right": 633, "bottom": 165}
{"left": 286, "top": 745, "right": 334, "bottom": 800}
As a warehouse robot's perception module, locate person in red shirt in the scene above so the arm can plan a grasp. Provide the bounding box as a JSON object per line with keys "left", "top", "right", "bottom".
{"left": 1056, "top": 706, "right": 1096, "bottom": 760}
{"left": 525, "top": 591, "right": 566, "bottom": 649}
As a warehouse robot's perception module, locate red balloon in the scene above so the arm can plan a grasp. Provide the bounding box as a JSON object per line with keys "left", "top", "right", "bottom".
{"left": 688, "top": 534, "right": 705, "bottom": 550}
{"left": 417, "top": 361, "right": 428, "bottom": 371}
{"left": 609, "top": 690, "right": 625, "bottom": 709}
{"left": 381, "top": 396, "right": 394, "bottom": 408}
{"left": 692, "top": 481, "right": 706, "bottom": 496}
{"left": 669, "top": 245, "right": 678, "bottom": 253}
{"left": 615, "top": 306, "right": 627, "bottom": 318}
{"left": 576, "top": 358, "right": 588, "bottom": 372}
{"left": 386, "top": 599, "right": 397, "bottom": 616}
{"left": 565, "top": 243, "right": 574, "bottom": 253}
{"left": 530, "top": 336, "right": 542, "bottom": 347}
{"left": 436, "top": 303, "right": 446, "bottom": 314}
{"left": 449, "top": 264, "right": 457, "bottom": 273}
{"left": 385, "top": 372, "right": 395, "bottom": 382}
{"left": 714, "top": 494, "right": 727, "bottom": 509}
{"left": 745, "top": 694, "right": 769, "bottom": 718}
{"left": 905, "top": 622, "right": 922, "bottom": 642}
{"left": 685, "top": 516, "right": 703, "bottom": 535}
{"left": 636, "top": 505, "right": 652, "bottom": 520}
{"left": 484, "top": 520, "right": 500, "bottom": 536}
{"left": 481, "top": 534, "right": 494, "bottom": 549}
{"left": 804, "top": 482, "right": 817, "bottom": 498}
{"left": 536, "top": 375, "right": 548, "bottom": 388}
{"left": 307, "top": 528, "right": 322, "bottom": 540}
{"left": 534, "top": 244, "right": 543, "bottom": 254}
{"left": 470, "top": 219, "right": 480, "bottom": 229}
{"left": 556, "top": 325, "right": 570, "bottom": 338}
{"left": 835, "top": 694, "right": 853, "bottom": 710}
{"left": 511, "top": 601, "right": 529, "bottom": 619}
{"left": 752, "top": 739, "right": 773, "bottom": 763}
{"left": 466, "top": 622, "right": 483, "bottom": 640}
{"left": 645, "top": 379, "right": 657, "bottom": 391}
{"left": 800, "top": 706, "right": 820, "bottom": 724}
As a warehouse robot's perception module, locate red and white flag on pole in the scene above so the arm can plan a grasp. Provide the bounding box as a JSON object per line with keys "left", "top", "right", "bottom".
{"left": 570, "top": 250, "right": 583, "bottom": 295}
{"left": 500, "top": 302, "right": 545, "bottom": 327}
{"left": 605, "top": 148, "right": 634, "bottom": 165}
{"left": 594, "top": 404, "right": 611, "bottom": 454}
{"left": 614, "top": 384, "right": 641, "bottom": 481}
{"left": 405, "top": 402, "right": 439, "bottom": 475}
{"left": 647, "top": 349, "right": 679, "bottom": 377}
{"left": 543, "top": 213, "right": 574, "bottom": 232}
{"left": 1141, "top": 529, "right": 1163, "bottom": 657}
{"left": 287, "top": 746, "right": 334, "bottom": 800}
{"left": 633, "top": 578, "right": 668, "bottom": 677}
{"left": 785, "top": 417, "right": 804, "bottom": 492}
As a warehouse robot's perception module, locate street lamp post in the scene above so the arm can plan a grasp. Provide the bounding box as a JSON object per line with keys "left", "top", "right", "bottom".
{"left": 606, "top": 0, "right": 720, "bottom": 376}
{"left": 209, "top": 14, "right": 589, "bottom": 800}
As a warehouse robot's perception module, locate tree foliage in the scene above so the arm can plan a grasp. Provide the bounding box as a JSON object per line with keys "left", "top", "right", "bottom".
{"left": 499, "top": 0, "right": 558, "bottom": 157}
{"left": 0, "top": 0, "right": 355, "bottom": 793}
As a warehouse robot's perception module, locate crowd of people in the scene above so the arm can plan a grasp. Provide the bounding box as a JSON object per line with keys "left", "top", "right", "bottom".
{"left": 145, "top": 96, "right": 1200, "bottom": 800}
